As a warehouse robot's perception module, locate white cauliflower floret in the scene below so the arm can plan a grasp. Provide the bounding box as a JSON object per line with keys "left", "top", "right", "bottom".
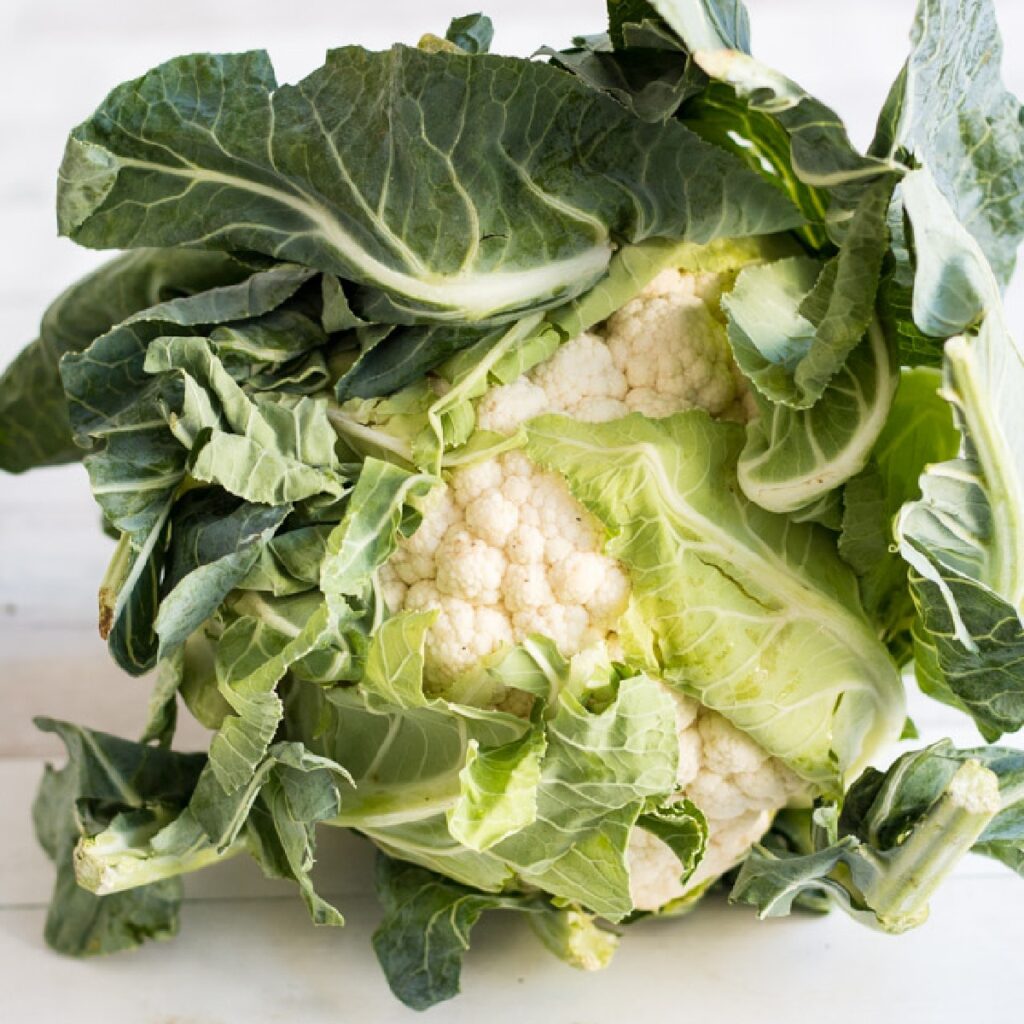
{"left": 530, "top": 333, "right": 629, "bottom": 419}
{"left": 435, "top": 530, "right": 506, "bottom": 604}
{"left": 605, "top": 269, "right": 751, "bottom": 423}
{"left": 472, "top": 268, "right": 755, "bottom": 439}
{"left": 476, "top": 377, "right": 549, "bottom": 435}
{"left": 380, "top": 278, "right": 790, "bottom": 902}
{"left": 378, "top": 562, "right": 408, "bottom": 614}
{"left": 385, "top": 451, "right": 626, "bottom": 683}
{"left": 404, "top": 584, "right": 514, "bottom": 679}
{"left": 465, "top": 491, "right": 519, "bottom": 548}
{"left": 503, "top": 562, "right": 555, "bottom": 612}
{"left": 627, "top": 687, "right": 806, "bottom": 912}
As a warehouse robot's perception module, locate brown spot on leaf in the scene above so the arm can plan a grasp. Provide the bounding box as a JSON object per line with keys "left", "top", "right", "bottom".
{"left": 98, "top": 589, "right": 115, "bottom": 639}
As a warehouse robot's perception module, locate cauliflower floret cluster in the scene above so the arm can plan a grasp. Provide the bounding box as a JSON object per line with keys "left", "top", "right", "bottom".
{"left": 477, "top": 268, "right": 755, "bottom": 436}
{"left": 380, "top": 451, "right": 631, "bottom": 684}
{"left": 628, "top": 688, "right": 807, "bottom": 912}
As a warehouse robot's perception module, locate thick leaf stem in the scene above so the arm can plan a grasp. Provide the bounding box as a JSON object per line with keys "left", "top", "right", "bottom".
{"left": 862, "top": 759, "right": 1001, "bottom": 932}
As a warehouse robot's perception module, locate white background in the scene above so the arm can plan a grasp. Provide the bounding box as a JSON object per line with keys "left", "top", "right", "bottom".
{"left": 1, "top": 1, "right": 1023, "bottom": 1021}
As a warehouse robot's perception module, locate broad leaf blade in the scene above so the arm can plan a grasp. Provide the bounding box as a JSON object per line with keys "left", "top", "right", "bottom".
{"left": 58, "top": 47, "right": 800, "bottom": 324}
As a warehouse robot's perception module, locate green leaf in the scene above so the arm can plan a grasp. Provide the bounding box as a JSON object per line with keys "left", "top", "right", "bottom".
{"left": 360, "top": 609, "right": 436, "bottom": 708}
{"left": 445, "top": 13, "right": 494, "bottom": 54}
{"left": 333, "top": 323, "right": 490, "bottom": 401}
{"left": 489, "top": 676, "right": 679, "bottom": 919}
{"left": 447, "top": 729, "right": 547, "bottom": 852}
{"left": 900, "top": 169, "right": 993, "bottom": 339}
{"left": 540, "top": 26, "right": 703, "bottom": 125}
{"left": 738, "top": 321, "right": 898, "bottom": 514}
{"left": 99, "top": 510, "right": 173, "bottom": 675}
{"left": 898, "top": 315, "right": 1024, "bottom": 737}
{"left": 527, "top": 906, "right": 619, "bottom": 971}
{"left": 839, "top": 367, "right": 959, "bottom": 661}
{"left": 32, "top": 718, "right": 205, "bottom": 957}
{"left": 155, "top": 490, "right": 292, "bottom": 659}
{"left": 0, "top": 250, "right": 247, "bottom": 474}
{"left": 639, "top": 0, "right": 750, "bottom": 53}
{"left": 636, "top": 798, "right": 708, "bottom": 885}
{"left": 58, "top": 47, "right": 799, "bottom": 324}
{"left": 372, "top": 854, "right": 544, "bottom": 1011}
{"left": 245, "top": 766, "right": 345, "bottom": 927}
{"left": 655, "top": 0, "right": 895, "bottom": 199}
{"left": 146, "top": 336, "right": 348, "bottom": 503}
{"left": 207, "top": 599, "right": 350, "bottom": 792}
{"left": 291, "top": 662, "right": 679, "bottom": 917}
{"left": 725, "top": 177, "right": 893, "bottom": 409}
{"left": 876, "top": 188, "right": 946, "bottom": 367}
{"left": 526, "top": 412, "right": 904, "bottom": 790}
{"left": 871, "top": 0, "right": 1024, "bottom": 286}
{"left": 732, "top": 741, "right": 1018, "bottom": 932}
{"left": 320, "top": 459, "right": 436, "bottom": 597}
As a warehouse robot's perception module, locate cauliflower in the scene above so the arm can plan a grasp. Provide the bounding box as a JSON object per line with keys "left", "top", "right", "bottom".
{"left": 382, "top": 263, "right": 803, "bottom": 906}
{"left": 476, "top": 268, "right": 755, "bottom": 436}
{"left": 628, "top": 688, "right": 807, "bottom": 912}
{"left": 382, "top": 450, "right": 629, "bottom": 684}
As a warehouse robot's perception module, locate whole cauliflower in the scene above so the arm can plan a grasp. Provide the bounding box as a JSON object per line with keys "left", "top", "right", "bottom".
{"left": 380, "top": 264, "right": 805, "bottom": 910}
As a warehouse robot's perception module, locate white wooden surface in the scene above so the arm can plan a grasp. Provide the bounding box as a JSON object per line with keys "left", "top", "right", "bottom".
{"left": 2, "top": 1, "right": 1023, "bottom": 1020}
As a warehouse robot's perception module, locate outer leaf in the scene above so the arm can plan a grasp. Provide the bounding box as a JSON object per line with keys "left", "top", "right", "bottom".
{"left": 155, "top": 490, "right": 291, "bottom": 658}
{"left": 526, "top": 412, "right": 904, "bottom": 790}
{"left": 540, "top": 26, "right": 702, "bottom": 125}
{"left": 839, "top": 367, "right": 959, "bottom": 661}
{"left": 725, "top": 177, "right": 892, "bottom": 409}
{"left": 0, "top": 249, "right": 246, "bottom": 473}
{"left": 207, "top": 599, "right": 349, "bottom": 792}
{"left": 447, "top": 729, "right": 547, "bottom": 852}
{"left": 871, "top": 0, "right": 1024, "bottom": 286}
{"left": 320, "top": 459, "right": 436, "bottom": 598}
{"left": 333, "top": 323, "right": 491, "bottom": 401}
{"left": 32, "top": 718, "right": 204, "bottom": 956}
{"left": 359, "top": 609, "right": 437, "bottom": 708}
{"left": 245, "top": 769, "right": 345, "bottom": 927}
{"left": 445, "top": 13, "right": 494, "bottom": 54}
{"left": 900, "top": 169, "right": 993, "bottom": 339}
{"left": 372, "top": 854, "right": 544, "bottom": 1011}
{"left": 738, "top": 320, "right": 898, "bottom": 514}
{"left": 146, "top": 336, "right": 347, "bottom": 503}
{"left": 654, "top": 0, "right": 895, "bottom": 199}
{"left": 899, "top": 312, "right": 1024, "bottom": 737}
{"left": 57, "top": 47, "right": 799, "bottom": 324}
{"left": 638, "top": 0, "right": 750, "bottom": 53}
{"left": 894, "top": 171, "right": 1024, "bottom": 737}
{"left": 293, "top": 670, "right": 679, "bottom": 917}
{"left": 636, "top": 798, "right": 708, "bottom": 884}
{"left": 527, "top": 907, "right": 619, "bottom": 971}
{"left": 732, "top": 741, "right": 1020, "bottom": 932}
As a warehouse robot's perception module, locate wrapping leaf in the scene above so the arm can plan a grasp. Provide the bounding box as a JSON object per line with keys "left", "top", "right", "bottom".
{"left": 58, "top": 46, "right": 798, "bottom": 324}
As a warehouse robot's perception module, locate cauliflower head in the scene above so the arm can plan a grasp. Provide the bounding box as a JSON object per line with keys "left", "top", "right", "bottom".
{"left": 380, "top": 263, "right": 807, "bottom": 908}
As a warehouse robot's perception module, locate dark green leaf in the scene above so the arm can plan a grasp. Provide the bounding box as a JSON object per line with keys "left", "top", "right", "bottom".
{"left": 58, "top": 46, "right": 799, "bottom": 325}
{"left": 445, "top": 13, "right": 494, "bottom": 54}
{"left": 32, "top": 718, "right": 204, "bottom": 957}
{"left": 871, "top": 0, "right": 1024, "bottom": 286}
{"left": 0, "top": 249, "right": 247, "bottom": 474}
{"left": 372, "top": 853, "right": 542, "bottom": 1010}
